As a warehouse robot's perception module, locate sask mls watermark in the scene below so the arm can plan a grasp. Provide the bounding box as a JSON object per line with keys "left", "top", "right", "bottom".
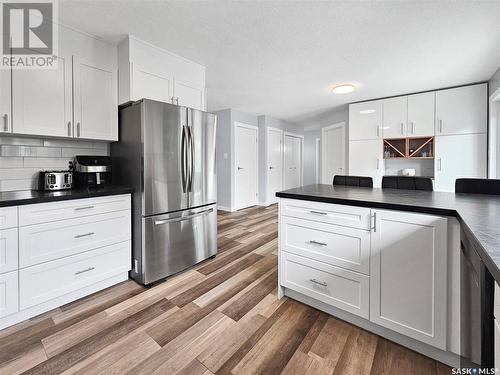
{"left": 1, "top": 0, "right": 58, "bottom": 69}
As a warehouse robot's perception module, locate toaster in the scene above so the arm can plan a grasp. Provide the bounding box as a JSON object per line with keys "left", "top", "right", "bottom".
{"left": 38, "top": 171, "right": 73, "bottom": 191}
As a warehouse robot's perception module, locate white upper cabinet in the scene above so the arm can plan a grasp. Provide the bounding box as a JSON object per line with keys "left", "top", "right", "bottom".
{"left": 0, "top": 69, "right": 11, "bottom": 134}
{"left": 435, "top": 83, "right": 487, "bottom": 136}
{"left": 348, "top": 100, "right": 383, "bottom": 141}
{"left": 119, "top": 36, "right": 206, "bottom": 111}
{"left": 383, "top": 96, "right": 407, "bottom": 138}
{"left": 131, "top": 63, "right": 173, "bottom": 103}
{"left": 12, "top": 50, "right": 73, "bottom": 137}
{"left": 73, "top": 56, "right": 118, "bottom": 141}
{"left": 407, "top": 92, "right": 435, "bottom": 137}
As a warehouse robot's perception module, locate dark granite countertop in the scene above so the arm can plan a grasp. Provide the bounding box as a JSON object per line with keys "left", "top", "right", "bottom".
{"left": 0, "top": 185, "right": 134, "bottom": 207}
{"left": 276, "top": 184, "right": 500, "bottom": 283}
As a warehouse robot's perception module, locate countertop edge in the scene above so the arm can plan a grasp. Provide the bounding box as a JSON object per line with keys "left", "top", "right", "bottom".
{"left": 0, "top": 186, "right": 134, "bottom": 208}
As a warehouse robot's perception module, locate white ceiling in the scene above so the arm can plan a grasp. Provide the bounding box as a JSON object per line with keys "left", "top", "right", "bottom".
{"left": 59, "top": 1, "right": 500, "bottom": 124}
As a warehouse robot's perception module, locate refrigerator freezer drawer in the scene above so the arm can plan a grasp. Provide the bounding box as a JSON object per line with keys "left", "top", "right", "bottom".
{"left": 142, "top": 204, "right": 217, "bottom": 284}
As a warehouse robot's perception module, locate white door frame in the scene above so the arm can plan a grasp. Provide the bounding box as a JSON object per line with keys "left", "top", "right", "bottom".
{"left": 315, "top": 138, "right": 321, "bottom": 184}
{"left": 489, "top": 88, "right": 500, "bottom": 178}
{"left": 321, "top": 122, "right": 346, "bottom": 184}
{"left": 266, "top": 126, "right": 283, "bottom": 205}
{"left": 233, "top": 121, "right": 259, "bottom": 210}
{"left": 283, "top": 131, "right": 304, "bottom": 188}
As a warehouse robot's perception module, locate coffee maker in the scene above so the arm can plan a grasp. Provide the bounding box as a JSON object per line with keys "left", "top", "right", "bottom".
{"left": 73, "top": 156, "right": 112, "bottom": 188}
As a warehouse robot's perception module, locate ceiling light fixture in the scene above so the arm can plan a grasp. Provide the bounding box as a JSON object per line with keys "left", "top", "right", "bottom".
{"left": 332, "top": 84, "right": 356, "bottom": 94}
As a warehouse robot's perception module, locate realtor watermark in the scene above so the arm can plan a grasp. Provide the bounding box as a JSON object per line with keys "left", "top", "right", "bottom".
{"left": 1, "top": 0, "right": 58, "bottom": 69}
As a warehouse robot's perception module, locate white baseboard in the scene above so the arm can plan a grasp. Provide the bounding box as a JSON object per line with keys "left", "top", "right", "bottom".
{"left": 217, "top": 205, "right": 235, "bottom": 212}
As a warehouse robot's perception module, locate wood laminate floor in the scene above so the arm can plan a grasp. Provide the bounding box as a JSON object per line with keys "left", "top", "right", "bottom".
{"left": 0, "top": 204, "right": 452, "bottom": 375}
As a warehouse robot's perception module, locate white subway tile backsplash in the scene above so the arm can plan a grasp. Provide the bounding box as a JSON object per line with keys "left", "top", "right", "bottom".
{"left": 0, "top": 136, "right": 110, "bottom": 192}
{"left": 0, "top": 137, "right": 43, "bottom": 146}
{"left": 0, "top": 157, "right": 23, "bottom": 168}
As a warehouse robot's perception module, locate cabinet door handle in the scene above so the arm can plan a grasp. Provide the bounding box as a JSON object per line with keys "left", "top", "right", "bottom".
{"left": 310, "top": 278, "right": 328, "bottom": 287}
{"left": 3, "top": 114, "right": 8, "bottom": 132}
{"left": 376, "top": 125, "right": 380, "bottom": 138}
{"left": 309, "top": 210, "right": 327, "bottom": 216}
{"left": 437, "top": 158, "right": 442, "bottom": 171}
{"left": 176, "top": 97, "right": 179, "bottom": 105}
{"left": 372, "top": 212, "right": 377, "bottom": 232}
{"left": 308, "top": 240, "right": 327, "bottom": 246}
{"left": 376, "top": 158, "right": 380, "bottom": 170}
{"left": 74, "top": 232, "right": 95, "bottom": 239}
{"left": 76, "top": 122, "right": 81, "bottom": 137}
{"left": 74, "top": 205, "right": 94, "bottom": 211}
{"left": 439, "top": 119, "right": 443, "bottom": 133}
{"left": 400, "top": 123, "right": 404, "bottom": 135}
{"left": 67, "top": 121, "right": 71, "bottom": 136}
{"left": 74, "top": 266, "right": 95, "bottom": 275}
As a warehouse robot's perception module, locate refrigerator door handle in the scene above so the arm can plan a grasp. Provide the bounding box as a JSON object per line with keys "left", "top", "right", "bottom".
{"left": 187, "top": 125, "right": 195, "bottom": 192}
{"left": 154, "top": 207, "right": 214, "bottom": 225}
{"left": 181, "top": 125, "right": 187, "bottom": 193}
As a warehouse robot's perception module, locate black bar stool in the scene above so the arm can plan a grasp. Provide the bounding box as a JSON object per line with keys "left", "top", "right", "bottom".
{"left": 381, "top": 176, "right": 433, "bottom": 191}
{"left": 455, "top": 178, "right": 500, "bottom": 195}
{"left": 333, "top": 175, "right": 373, "bottom": 188}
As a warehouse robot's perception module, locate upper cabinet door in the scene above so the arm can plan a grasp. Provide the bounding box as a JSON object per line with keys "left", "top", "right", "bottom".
{"left": 174, "top": 79, "right": 205, "bottom": 111}
{"left": 73, "top": 56, "right": 118, "bottom": 141}
{"left": 12, "top": 51, "right": 73, "bottom": 137}
{"left": 0, "top": 69, "right": 11, "bottom": 134}
{"left": 349, "top": 100, "right": 383, "bottom": 141}
{"left": 348, "top": 139, "right": 383, "bottom": 187}
{"left": 131, "top": 63, "right": 173, "bottom": 103}
{"left": 408, "top": 92, "right": 435, "bottom": 137}
{"left": 435, "top": 84, "right": 487, "bottom": 136}
{"left": 383, "top": 96, "right": 407, "bottom": 138}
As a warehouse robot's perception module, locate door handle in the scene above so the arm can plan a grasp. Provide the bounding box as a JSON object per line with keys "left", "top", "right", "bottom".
{"left": 3, "top": 114, "right": 8, "bottom": 132}
{"left": 410, "top": 122, "right": 414, "bottom": 134}
{"left": 376, "top": 125, "right": 380, "bottom": 137}
{"left": 309, "top": 210, "right": 327, "bottom": 216}
{"left": 238, "top": 166, "right": 244, "bottom": 170}
{"left": 269, "top": 166, "right": 274, "bottom": 170}
{"left": 376, "top": 158, "right": 380, "bottom": 170}
{"left": 67, "top": 121, "right": 71, "bottom": 136}
{"left": 437, "top": 158, "right": 442, "bottom": 171}
{"left": 187, "top": 125, "right": 194, "bottom": 192}
{"left": 74, "top": 205, "right": 94, "bottom": 211}
{"left": 74, "top": 232, "right": 95, "bottom": 239}
{"left": 76, "top": 122, "right": 81, "bottom": 137}
{"left": 400, "top": 123, "right": 404, "bottom": 135}
{"left": 181, "top": 125, "right": 187, "bottom": 193}
{"left": 371, "top": 212, "right": 377, "bottom": 232}
{"left": 439, "top": 119, "right": 443, "bottom": 133}
{"left": 154, "top": 207, "right": 213, "bottom": 225}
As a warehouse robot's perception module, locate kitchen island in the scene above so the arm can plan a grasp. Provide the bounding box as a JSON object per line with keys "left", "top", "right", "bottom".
{"left": 276, "top": 184, "right": 500, "bottom": 368}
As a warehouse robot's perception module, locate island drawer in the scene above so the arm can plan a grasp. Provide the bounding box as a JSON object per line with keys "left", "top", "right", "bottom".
{"left": 280, "top": 251, "right": 369, "bottom": 318}
{"left": 279, "top": 198, "right": 371, "bottom": 230}
{"left": 18, "top": 194, "right": 131, "bottom": 226}
{"left": 280, "top": 216, "right": 370, "bottom": 274}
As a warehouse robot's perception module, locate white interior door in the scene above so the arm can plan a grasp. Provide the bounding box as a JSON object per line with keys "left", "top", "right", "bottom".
{"left": 267, "top": 128, "right": 283, "bottom": 204}
{"left": 321, "top": 123, "right": 345, "bottom": 184}
{"left": 284, "top": 134, "right": 302, "bottom": 189}
{"left": 235, "top": 123, "right": 258, "bottom": 210}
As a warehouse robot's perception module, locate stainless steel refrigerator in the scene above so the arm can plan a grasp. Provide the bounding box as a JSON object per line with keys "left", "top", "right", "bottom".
{"left": 111, "top": 99, "right": 217, "bottom": 285}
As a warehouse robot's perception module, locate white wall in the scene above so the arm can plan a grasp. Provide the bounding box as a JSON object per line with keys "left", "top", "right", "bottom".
{"left": 0, "top": 136, "right": 108, "bottom": 192}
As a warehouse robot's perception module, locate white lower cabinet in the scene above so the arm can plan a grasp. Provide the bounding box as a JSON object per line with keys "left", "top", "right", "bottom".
{"left": 279, "top": 198, "right": 450, "bottom": 354}
{"left": 0, "top": 270, "right": 18, "bottom": 318}
{"left": 370, "top": 209, "right": 448, "bottom": 349}
{"left": 19, "top": 241, "right": 130, "bottom": 310}
{"left": 280, "top": 252, "right": 369, "bottom": 318}
{"left": 0, "top": 194, "right": 132, "bottom": 330}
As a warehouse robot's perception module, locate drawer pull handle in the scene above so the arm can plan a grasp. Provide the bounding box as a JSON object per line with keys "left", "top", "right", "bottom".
{"left": 75, "top": 206, "right": 94, "bottom": 211}
{"left": 309, "top": 210, "right": 327, "bottom": 216}
{"left": 308, "top": 240, "right": 327, "bottom": 246}
{"left": 310, "top": 278, "right": 328, "bottom": 287}
{"left": 75, "top": 267, "right": 95, "bottom": 275}
{"left": 74, "top": 232, "right": 95, "bottom": 239}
